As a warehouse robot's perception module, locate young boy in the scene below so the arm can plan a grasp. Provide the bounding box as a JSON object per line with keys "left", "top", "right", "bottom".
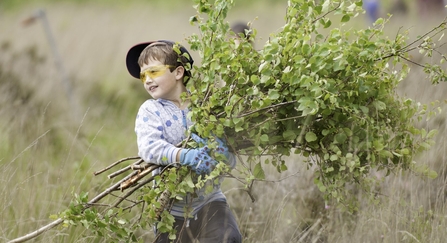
{"left": 125, "top": 40, "right": 242, "bottom": 243}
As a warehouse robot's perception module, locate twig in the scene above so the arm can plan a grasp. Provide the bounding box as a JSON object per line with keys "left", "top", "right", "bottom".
{"left": 6, "top": 167, "right": 141, "bottom": 243}
{"left": 235, "top": 100, "right": 296, "bottom": 118}
{"left": 119, "top": 165, "right": 160, "bottom": 191}
{"left": 7, "top": 218, "right": 64, "bottom": 243}
{"left": 376, "top": 18, "right": 447, "bottom": 61}
{"left": 131, "top": 164, "right": 152, "bottom": 170}
{"left": 89, "top": 170, "right": 140, "bottom": 203}
{"left": 107, "top": 159, "right": 144, "bottom": 179}
{"left": 399, "top": 18, "right": 447, "bottom": 54}
{"left": 109, "top": 192, "right": 141, "bottom": 205}
{"left": 94, "top": 156, "right": 141, "bottom": 175}
{"left": 311, "top": 2, "right": 341, "bottom": 24}
{"left": 113, "top": 175, "right": 157, "bottom": 208}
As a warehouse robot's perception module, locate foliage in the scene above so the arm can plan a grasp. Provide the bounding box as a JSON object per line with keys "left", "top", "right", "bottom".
{"left": 8, "top": 0, "right": 447, "bottom": 242}
{"left": 54, "top": 191, "right": 140, "bottom": 241}
{"left": 186, "top": 0, "right": 445, "bottom": 206}
{"left": 50, "top": 162, "right": 229, "bottom": 242}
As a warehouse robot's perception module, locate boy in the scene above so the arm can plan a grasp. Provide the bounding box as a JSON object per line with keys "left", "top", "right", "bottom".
{"left": 125, "top": 40, "right": 242, "bottom": 243}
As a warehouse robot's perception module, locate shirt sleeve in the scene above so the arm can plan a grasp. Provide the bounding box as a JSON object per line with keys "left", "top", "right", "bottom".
{"left": 135, "top": 102, "right": 182, "bottom": 166}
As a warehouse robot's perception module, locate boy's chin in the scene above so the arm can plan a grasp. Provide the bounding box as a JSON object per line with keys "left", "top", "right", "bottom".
{"left": 147, "top": 92, "right": 158, "bottom": 99}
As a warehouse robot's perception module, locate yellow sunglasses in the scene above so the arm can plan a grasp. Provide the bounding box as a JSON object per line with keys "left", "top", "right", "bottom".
{"left": 140, "top": 65, "right": 175, "bottom": 83}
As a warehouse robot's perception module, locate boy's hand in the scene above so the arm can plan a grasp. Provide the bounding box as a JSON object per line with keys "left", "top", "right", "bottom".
{"left": 190, "top": 133, "right": 231, "bottom": 162}
{"left": 179, "top": 147, "right": 217, "bottom": 174}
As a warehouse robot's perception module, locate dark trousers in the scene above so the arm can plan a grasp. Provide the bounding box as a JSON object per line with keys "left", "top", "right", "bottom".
{"left": 155, "top": 201, "right": 242, "bottom": 243}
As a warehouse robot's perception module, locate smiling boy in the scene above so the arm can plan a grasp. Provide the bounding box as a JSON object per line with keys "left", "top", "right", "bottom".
{"left": 126, "top": 40, "right": 242, "bottom": 243}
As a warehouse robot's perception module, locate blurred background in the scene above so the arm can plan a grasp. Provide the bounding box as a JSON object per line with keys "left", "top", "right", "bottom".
{"left": 1, "top": 0, "right": 447, "bottom": 242}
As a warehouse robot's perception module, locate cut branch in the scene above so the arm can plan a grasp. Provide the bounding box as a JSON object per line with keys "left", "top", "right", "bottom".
{"left": 107, "top": 159, "right": 144, "bottom": 179}
{"left": 235, "top": 100, "right": 297, "bottom": 118}
{"left": 7, "top": 158, "right": 160, "bottom": 243}
{"left": 94, "top": 156, "right": 141, "bottom": 176}
{"left": 119, "top": 164, "right": 160, "bottom": 191}
{"left": 113, "top": 175, "right": 157, "bottom": 208}
{"left": 7, "top": 218, "right": 64, "bottom": 243}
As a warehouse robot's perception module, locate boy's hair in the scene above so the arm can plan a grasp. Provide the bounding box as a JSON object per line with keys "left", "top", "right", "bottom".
{"left": 126, "top": 40, "right": 194, "bottom": 84}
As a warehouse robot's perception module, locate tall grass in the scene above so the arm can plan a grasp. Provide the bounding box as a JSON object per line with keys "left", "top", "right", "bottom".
{"left": 1, "top": 1, "right": 447, "bottom": 242}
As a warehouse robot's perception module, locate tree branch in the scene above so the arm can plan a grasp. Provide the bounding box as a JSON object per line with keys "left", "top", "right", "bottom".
{"left": 7, "top": 218, "right": 64, "bottom": 243}
{"left": 235, "top": 100, "right": 297, "bottom": 118}
{"left": 93, "top": 156, "right": 141, "bottom": 176}
{"left": 107, "top": 159, "right": 144, "bottom": 179}
{"left": 7, "top": 159, "right": 151, "bottom": 243}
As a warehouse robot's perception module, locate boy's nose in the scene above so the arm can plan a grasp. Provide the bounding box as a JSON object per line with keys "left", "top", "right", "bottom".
{"left": 144, "top": 76, "right": 153, "bottom": 84}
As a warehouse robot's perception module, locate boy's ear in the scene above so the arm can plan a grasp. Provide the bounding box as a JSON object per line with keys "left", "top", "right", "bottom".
{"left": 174, "top": 66, "right": 185, "bottom": 80}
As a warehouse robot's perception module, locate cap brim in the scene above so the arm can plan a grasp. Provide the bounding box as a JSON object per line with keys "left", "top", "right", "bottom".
{"left": 125, "top": 41, "right": 156, "bottom": 79}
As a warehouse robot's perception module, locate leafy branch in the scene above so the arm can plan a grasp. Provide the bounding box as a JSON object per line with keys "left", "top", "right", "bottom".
{"left": 187, "top": 0, "right": 442, "bottom": 203}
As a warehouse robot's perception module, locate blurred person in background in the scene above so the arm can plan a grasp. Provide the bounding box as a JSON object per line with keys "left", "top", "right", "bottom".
{"left": 230, "top": 21, "right": 253, "bottom": 46}
{"left": 389, "top": 0, "right": 408, "bottom": 17}
{"left": 363, "top": 0, "right": 380, "bottom": 24}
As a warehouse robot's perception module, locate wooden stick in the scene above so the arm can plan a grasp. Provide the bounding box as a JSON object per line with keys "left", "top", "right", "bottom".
{"left": 7, "top": 218, "right": 64, "bottom": 243}
{"left": 107, "top": 159, "right": 144, "bottom": 179}
{"left": 7, "top": 169, "right": 141, "bottom": 243}
{"left": 89, "top": 170, "right": 140, "bottom": 203}
{"left": 131, "top": 163, "right": 152, "bottom": 170}
{"left": 119, "top": 165, "right": 160, "bottom": 191}
{"left": 94, "top": 156, "right": 141, "bottom": 176}
{"left": 113, "top": 175, "right": 157, "bottom": 208}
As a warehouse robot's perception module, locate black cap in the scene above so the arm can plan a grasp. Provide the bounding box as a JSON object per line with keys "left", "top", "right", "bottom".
{"left": 125, "top": 40, "right": 194, "bottom": 79}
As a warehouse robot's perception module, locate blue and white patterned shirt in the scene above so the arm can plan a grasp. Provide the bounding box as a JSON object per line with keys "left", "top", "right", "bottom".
{"left": 135, "top": 98, "right": 229, "bottom": 217}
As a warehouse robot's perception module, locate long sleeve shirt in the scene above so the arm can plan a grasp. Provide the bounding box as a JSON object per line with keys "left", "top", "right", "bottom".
{"left": 135, "top": 98, "right": 230, "bottom": 217}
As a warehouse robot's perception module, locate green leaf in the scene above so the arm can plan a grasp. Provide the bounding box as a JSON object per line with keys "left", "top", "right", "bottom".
{"left": 380, "top": 150, "right": 393, "bottom": 158}
{"left": 260, "top": 134, "right": 269, "bottom": 142}
{"left": 254, "top": 163, "right": 265, "bottom": 179}
{"left": 184, "top": 174, "right": 195, "bottom": 188}
{"left": 400, "top": 148, "right": 410, "bottom": 155}
{"left": 268, "top": 89, "right": 280, "bottom": 100}
{"left": 372, "top": 100, "right": 386, "bottom": 110}
{"left": 341, "top": 14, "right": 350, "bottom": 22}
{"left": 427, "top": 170, "right": 438, "bottom": 179}
{"left": 322, "top": 0, "right": 330, "bottom": 12}
{"left": 324, "top": 19, "right": 332, "bottom": 28}
{"left": 335, "top": 133, "right": 347, "bottom": 143}
{"left": 330, "top": 154, "right": 338, "bottom": 161}
{"left": 283, "top": 130, "right": 297, "bottom": 140}
{"left": 305, "top": 132, "right": 317, "bottom": 142}
{"left": 314, "top": 178, "right": 326, "bottom": 192}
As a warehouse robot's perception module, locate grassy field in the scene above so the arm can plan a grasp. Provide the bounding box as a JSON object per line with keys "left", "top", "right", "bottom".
{"left": 1, "top": 0, "right": 447, "bottom": 242}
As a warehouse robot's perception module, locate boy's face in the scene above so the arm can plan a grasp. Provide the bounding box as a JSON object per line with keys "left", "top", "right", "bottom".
{"left": 140, "top": 59, "right": 183, "bottom": 100}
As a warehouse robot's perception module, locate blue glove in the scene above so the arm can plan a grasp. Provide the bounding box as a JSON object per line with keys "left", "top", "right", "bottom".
{"left": 180, "top": 147, "right": 217, "bottom": 174}
{"left": 190, "top": 133, "right": 231, "bottom": 162}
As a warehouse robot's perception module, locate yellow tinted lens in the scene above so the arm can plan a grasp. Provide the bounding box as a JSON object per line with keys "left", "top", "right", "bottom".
{"left": 140, "top": 66, "right": 171, "bottom": 83}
